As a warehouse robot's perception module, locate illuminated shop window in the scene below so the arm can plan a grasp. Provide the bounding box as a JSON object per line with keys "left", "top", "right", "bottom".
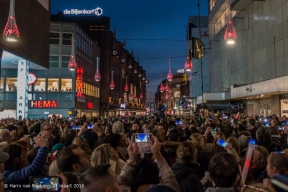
{"left": 48, "top": 78, "right": 59, "bottom": 92}
{"left": 6, "top": 78, "right": 17, "bottom": 91}
{"left": 61, "top": 79, "right": 72, "bottom": 92}
{"left": 34, "top": 78, "right": 46, "bottom": 92}
{"left": 0, "top": 78, "right": 3, "bottom": 91}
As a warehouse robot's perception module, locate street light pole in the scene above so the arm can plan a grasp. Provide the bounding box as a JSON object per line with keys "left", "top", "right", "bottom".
{"left": 198, "top": 0, "right": 205, "bottom": 109}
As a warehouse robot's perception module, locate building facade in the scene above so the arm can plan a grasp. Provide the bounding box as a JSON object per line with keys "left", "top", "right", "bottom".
{"left": 51, "top": 13, "right": 147, "bottom": 117}
{"left": 0, "top": 0, "right": 50, "bottom": 119}
{"left": 187, "top": 16, "right": 210, "bottom": 98}
{"left": 208, "top": 0, "right": 288, "bottom": 116}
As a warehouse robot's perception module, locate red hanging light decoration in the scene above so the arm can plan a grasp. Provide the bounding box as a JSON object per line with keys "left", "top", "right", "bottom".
{"left": 110, "top": 70, "right": 115, "bottom": 89}
{"left": 3, "top": 0, "right": 20, "bottom": 42}
{"left": 124, "top": 76, "right": 129, "bottom": 91}
{"left": 165, "top": 83, "right": 169, "bottom": 91}
{"left": 159, "top": 83, "right": 164, "bottom": 92}
{"left": 166, "top": 58, "right": 173, "bottom": 81}
{"left": 224, "top": 20, "right": 237, "bottom": 44}
{"left": 184, "top": 41, "right": 193, "bottom": 72}
{"left": 165, "top": 92, "right": 169, "bottom": 99}
{"left": 68, "top": 37, "right": 77, "bottom": 71}
{"left": 140, "top": 93, "right": 143, "bottom": 99}
{"left": 168, "top": 89, "right": 172, "bottom": 94}
{"left": 94, "top": 57, "right": 101, "bottom": 81}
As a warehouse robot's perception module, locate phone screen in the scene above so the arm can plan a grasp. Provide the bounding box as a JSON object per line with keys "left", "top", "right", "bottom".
{"left": 279, "top": 126, "right": 284, "bottom": 130}
{"left": 134, "top": 133, "right": 150, "bottom": 143}
{"left": 248, "top": 139, "right": 256, "bottom": 145}
{"left": 216, "top": 139, "right": 228, "bottom": 147}
{"left": 88, "top": 124, "right": 93, "bottom": 129}
{"left": 30, "top": 177, "right": 60, "bottom": 191}
{"left": 175, "top": 120, "right": 182, "bottom": 125}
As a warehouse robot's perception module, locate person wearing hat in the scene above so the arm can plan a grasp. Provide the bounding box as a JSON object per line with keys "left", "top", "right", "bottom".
{"left": 0, "top": 151, "right": 9, "bottom": 192}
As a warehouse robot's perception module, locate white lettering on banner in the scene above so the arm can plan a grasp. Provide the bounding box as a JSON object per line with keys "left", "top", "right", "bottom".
{"left": 63, "top": 7, "right": 103, "bottom": 16}
{"left": 17, "top": 60, "right": 29, "bottom": 119}
{"left": 120, "top": 103, "right": 126, "bottom": 109}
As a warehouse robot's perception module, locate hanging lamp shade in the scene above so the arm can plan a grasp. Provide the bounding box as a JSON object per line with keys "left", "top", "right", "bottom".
{"left": 140, "top": 93, "right": 143, "bottom": 99}
{"left": 165, "top": 92, "right": 169, "bottom": 99}
{"left": 168, "top": 89, "right": 172, "bottom": 94}
{"left": 184, "top": 57, "right": 193, "bottom": 72}
{"left": 94, "top": 57, "right": 101, "bottom": 81}
{"left": 159, "top": 83, "right": 164, "bottom": 92}
{"left": 3, "top": 0, "right": 20, "bottom": 42}
{"left": 224, "top": 20, "right": 237, "bottom": 44}
{"left": 167, "top": 70, "right": 173, "bottom": 81}
{"left": 68, "top": 37, "right": 77, "bottom": 71}
{"left": 132, "top": 93, "right": 136, "bottom": 98}
{"left": 124, "top": 84, "right": 129, "bottom": 91}
{"left": 165, "top": 83, "right": 169, "bottom": 91}
{"left": 110, "top": 81, "right": 115, "bottom": 89}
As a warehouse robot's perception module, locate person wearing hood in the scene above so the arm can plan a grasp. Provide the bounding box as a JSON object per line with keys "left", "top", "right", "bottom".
{"left": 171, "top": 141, "right": 202, "bottom": 192}
{"left": 205, "top": 152, "right": 241, "bottom": 192}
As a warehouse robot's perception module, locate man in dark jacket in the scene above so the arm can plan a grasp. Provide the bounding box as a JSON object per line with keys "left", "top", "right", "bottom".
{"left": 77, "top": 122, "right": 105, "bottom": 149}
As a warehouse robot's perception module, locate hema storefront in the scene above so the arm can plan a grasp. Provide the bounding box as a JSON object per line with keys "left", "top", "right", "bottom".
{"left": 0, "top": 0, "right": 51, "bottom": 119}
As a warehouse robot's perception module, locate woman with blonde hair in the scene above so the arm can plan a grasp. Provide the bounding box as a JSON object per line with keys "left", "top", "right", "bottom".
{"left": 227, "top": 136, "right": 240, "bottom": 156}
{"left": 48, "top": 159, "right": 62, "bottom": 176}
{"left": 251, "top": 146, "right": 269, "bottom": 181}
{"left": 90, "top": 143, "right": 125, "bottom": 175}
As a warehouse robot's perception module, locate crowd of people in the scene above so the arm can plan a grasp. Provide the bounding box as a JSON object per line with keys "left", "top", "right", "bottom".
{"left": 1, "top": 111, "right": 288, "bottom": 192}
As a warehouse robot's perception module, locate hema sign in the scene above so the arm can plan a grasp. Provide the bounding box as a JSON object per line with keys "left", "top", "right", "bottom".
{"left": 63, "top": 7, "right": 103, "bottom": 16}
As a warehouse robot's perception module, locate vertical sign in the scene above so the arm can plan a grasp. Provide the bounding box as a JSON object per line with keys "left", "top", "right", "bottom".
{"left": 76, "top": 68, "right": 84, "bottom": 97}
{"left": 17, "top": 60, "right": 29, "bottom": 119}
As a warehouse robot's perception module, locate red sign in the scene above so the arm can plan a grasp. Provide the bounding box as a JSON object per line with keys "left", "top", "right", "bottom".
{"left": 76, "top": 68, "right": 84, "bottom": 97}
{"left": 87, "top": 102, "right": 93, "bottom": 109}
{"left": 31, "top": 100, "right": 58, "bottom": 108}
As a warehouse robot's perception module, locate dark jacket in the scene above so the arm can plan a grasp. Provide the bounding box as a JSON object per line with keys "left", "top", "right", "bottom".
{"left": 81, "top": 129, "right": 105, "bottom": 149}
{"left": 3, "top": 146, "right": 49, "bottom": 192}
{"left": 171, "top": 162, "right": 202, "bottom": 192}
{"left": 196, "top": 146, "right": 210, "bottom": 179}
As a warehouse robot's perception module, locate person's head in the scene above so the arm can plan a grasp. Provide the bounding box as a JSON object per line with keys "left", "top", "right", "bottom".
{"left": 156, "top": 123, "right": 167, "bottom": 138}
{"left": 256, "top": 126, "right": 272, "bottom": 144}
{"left": 1, "top": 143, "right": 22, "bottom": 170}
{"left": 131, "top": 158, "right": 159, "bottom": 192}
{"left": 104, "top": 125, "right": 113, "bottom": 136}
{"left": 48, "top": 159, "right": 62, "bottom": 176}
{"left": 248, "top": 119, "right": 256, "bottom": 126}
{"left": 168, "top": 130, "right": 180, "bottom": 142}
{"left": 40, "top": 122, "right": 52, "bottom": 135}
{"left": 209, "top": 152, "right": 241, "bottom": 188}
{"left": 141, "top": 123, "right": 150, "bottom": 133}
{"left": 269, "top": 126, "right": 280, "bottom": 136}
{"left": 91, "top": 144, "right": 119, "bottom": 167}
{"left": 0, "top": 129, "right": 11, "bottom": 142}
{"left": 62, "top": 129, "right": 77, "bottom": 146}
{"left": 80, "top": 164, "right": 121, "bottom": 192}
{"left": 57, "top": 144, "right": 91, "bottom": 174}
{"left": 109, "top": 133, "right": 124, "bottom": 149}
{"left": 62, "top": 172, "right": 81, "bottom": 192}
{"left": 252, "top": 146, "right": 269, "bottom": 168}
{"left": 189, "top": 133, "right": 205, "bottom": 147}
{"left": 176, "top": 141, "right": 197, "bottom": 164}
{"left": 112, "top": 121, "right": 124, "bottom": 133}
{"left": 131, "top": 121, "right": 140, "bottom": 132}
{"left": 92, "top": 122, "right": 102, "bottom": 133}
{"left": 0, "top": 151, "right": 9, "bottom": 173}
{"left": 227, "top": 136, "right": 240, "bottom": 155}
{"left": 266, "top": 152, "right": 288, "bottom": 177}
{"left": 72, "top": 137, "right": 92, "bottom": 155}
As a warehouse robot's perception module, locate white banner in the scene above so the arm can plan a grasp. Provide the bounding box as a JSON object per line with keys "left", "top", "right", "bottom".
{"left": 17, "top": 60, "right": 29, "bottom": 119}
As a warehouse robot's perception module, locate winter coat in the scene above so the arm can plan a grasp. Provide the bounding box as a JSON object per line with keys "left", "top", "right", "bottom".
{"left": 171, "top": 162, "right": 203, "bottom": 192}
{"left": 3, "top": 146, "right": 49, "bottom": 192}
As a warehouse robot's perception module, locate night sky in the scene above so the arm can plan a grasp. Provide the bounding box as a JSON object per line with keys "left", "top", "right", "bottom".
{"left": 51, "top": 0, "right": 208, "bottom": 95}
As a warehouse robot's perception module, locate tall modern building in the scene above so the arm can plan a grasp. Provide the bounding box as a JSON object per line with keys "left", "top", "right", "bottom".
{"left": 208, "top": 0, "right": 288, "bottom": 116}
{"left": 51, "top": 12, "right": 147, "bottom": 116}
{"left": 187, "top": 16, "right": 210, "bottom": 98}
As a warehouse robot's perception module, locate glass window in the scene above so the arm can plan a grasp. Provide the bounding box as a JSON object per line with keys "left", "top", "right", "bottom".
{"left": 62, "top": 56, "right": 70, "bottom": 68}
{"left": 34, "top": 78, "right": 46, "bottom": 91}
{"left": 62, "top": 33, "right": 72, "bottom": 45}
{"left": 5, "top": 92, "right": 17, "bottom": 100}
{"left": 33, "top": 93, "right": 46, "bottom": 100}
{"left": 61, "top": 93, "right": 73, "bottom": 100}
{"left": 50, "top": 32, "right": 60, "bottom": 44}
{"left": 61, "top": 79, "right": 72, "bottom": 92}
{"left": 6, "top": 78, "right": 17, "bottom": 91}
{"left": 47, "top": 93, "right": 59, "bottom": 100}
{"left": 0, "top": 78, "right": 3, "bottom": 91}
{"left": 49, "top": 55, "right": 59, "bottom": 68}
{"left": 28, "top": 93, "right": 32, "bottom": 100}
{"left": 48, "top": 78, "right": 59, "bottom": 92}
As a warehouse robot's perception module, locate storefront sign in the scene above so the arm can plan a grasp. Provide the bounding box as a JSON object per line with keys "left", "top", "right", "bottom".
{"left": 281, "top": 100, "right": 288, "bottom": 117}
{"left": 63, "top": 7, "right": 103, "bottom": 16}
{"left": 76, "top": 68, "right": 84, "bottom": 97}
{"left": 17, "top": 60, "right": 29, "bottom": 119}
{"left": 177, "top": 69, "right": 185, "bottom": 73}
{"left": 28, "top": 72, "right": 37, "bottom": 85}
{"left": 31, "top": 100, "right": 58, "bottom": 108}
{"left": 87, "top": 102, "right": 93, "bottom": 109}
